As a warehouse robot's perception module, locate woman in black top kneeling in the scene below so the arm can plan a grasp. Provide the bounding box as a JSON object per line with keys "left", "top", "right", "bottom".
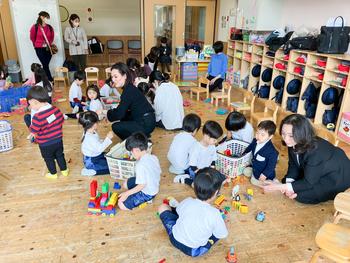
{"left": 107, "top": 63, "right": 155, "bottom": 140}
{"left": 264, "top": 114, "right": 350, "bottom": 204}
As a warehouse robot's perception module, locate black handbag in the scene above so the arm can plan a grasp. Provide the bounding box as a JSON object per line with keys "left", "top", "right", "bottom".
{"left": 284, "top": 36, "right": 318, "bottom": 54}
{"left": 317, "top": 16, "right": 350, "bottom": 54}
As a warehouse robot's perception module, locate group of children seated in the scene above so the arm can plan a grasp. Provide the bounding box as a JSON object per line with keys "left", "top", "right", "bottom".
{"left": 19, "top": 39, "right": 282, "bottom": 256}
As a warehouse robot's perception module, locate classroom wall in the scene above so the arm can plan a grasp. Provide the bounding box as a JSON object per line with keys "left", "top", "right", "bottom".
{"left": 59, "top": 0, "right": 140, "bottom": 35}
{"left": 216, "top": 0, "right": 237, "bottom": 42}
{"left": 281, "top": 0, "right": 350, "bottom": 30}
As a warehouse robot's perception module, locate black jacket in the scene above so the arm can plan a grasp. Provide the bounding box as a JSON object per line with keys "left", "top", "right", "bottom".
{"left": 283, "top": 137, "right": 350, "bottom": 204}
{"left": 107, "top": 83, "right": 154, "bottom": 122}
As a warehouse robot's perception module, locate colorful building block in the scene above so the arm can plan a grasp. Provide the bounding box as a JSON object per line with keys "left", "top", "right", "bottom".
{"left": 239, "top": 204, "right": 248, "bottom": 214}
{"left": 214, "top": 194, "right": 226, "bottom": 207}
{"left": 247, "top": 188, "right": 254, "bottom": 196}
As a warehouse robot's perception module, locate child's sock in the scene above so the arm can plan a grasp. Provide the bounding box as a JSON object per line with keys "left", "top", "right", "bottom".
{"left": 173, "top": 174, "right": 189, "bottom": 184}
{"left": 184, "top": 178, "right": 193, "bottom": 186}
{"left": 81, "top": 168, "right": 96, "bottom": 176}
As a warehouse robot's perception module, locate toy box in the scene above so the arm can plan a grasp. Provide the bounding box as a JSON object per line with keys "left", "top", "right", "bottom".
{"left": 101, "top": 96, "right": 119, "bottom": 110}
{"left": 181, "top": 62, "right": 198, "bottom": 81}
{"left": 338, "top": 112, "right": 350, "bottom": 143}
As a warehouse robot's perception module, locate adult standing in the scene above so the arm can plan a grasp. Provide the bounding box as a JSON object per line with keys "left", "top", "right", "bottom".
{"left": 150, "top": 71, "right": 184, "bottom": 130}
{"left": 30, "top": 11, "right": 54, "bottom": 81}
{"left": 263, "top": 114, "right": 350, "bottom": 204}
{"left": 107, "top": 63, "right": 156, "bottom": 140}
{"left": 64, "top": 14, "right": 88, "bottom": 71}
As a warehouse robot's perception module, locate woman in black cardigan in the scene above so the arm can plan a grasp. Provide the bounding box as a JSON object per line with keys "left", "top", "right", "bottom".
{"left": 107, "top": 63, "right": 155, "bottom": 140}
{"left": 264, "top": 114, "right": 350, "bottom": 204}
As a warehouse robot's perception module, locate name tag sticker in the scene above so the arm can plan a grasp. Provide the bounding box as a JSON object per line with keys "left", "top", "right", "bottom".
{"left": 46, "top": 114, "right": 56, "bottom": 124}
{"left": 256, "top": 154, "right": 266, "bottom": 162}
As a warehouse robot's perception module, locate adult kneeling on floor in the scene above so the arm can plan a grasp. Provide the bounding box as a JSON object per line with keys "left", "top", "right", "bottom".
{"left": 263, "top": 113, "right": 350, "bottom": 204}
{"left": 107, "top": 63, "right": 155, "bottom": 140}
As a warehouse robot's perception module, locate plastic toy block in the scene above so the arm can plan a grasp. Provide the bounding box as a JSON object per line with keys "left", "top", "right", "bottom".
{"left": 159, "top": 258, "right": 166, "bottom": 263}
{"left": 232, "top": 185, "right": 240, "bottom": 197}
{"left": 224, "top": 149, "right": 232, "bottom": 156}
{"left": 156, "top": 212, "right": 160, "bottom": 218}
{"left": 90, "top": 180, "right": 97, "bottom": 197}
{"left": 224, "top": 206, "right": 231, "bottom": 212}
{"left": 113, "top": 182, "right": 121, "bottom": 190}
{"left": 239, "top": 204, "right": 248, "bottom": 214}
{"left": 138, "top": 202, "right": 148, "bottom": 209}
{"left": 256, "top": 211, "right": 265, "bottom": 222}
{"left": 88, "top": 202, "right": 95, "bottom": 208}
{"left": 232, "top": 201, "right": 241, "bottom": 210}
{"left": 216, "top": 108, "right": 228, "bottom": 115}
{"left": 226, "top": 246, "right": 237, "bottom": 263}
{"left": 203, "top": 98, "right": 211, "bottom": 103}
{"left": 247, "top": 188, "right": 254, "bottom": 196}
{"left": 243, "top": 193, "right": 252, "bottom": 201}
{"left": 163, "top": 198, "right": 170, "bottom": 205}
{"left": 214, "top": 194, "right": 226, "bottom": 207}
{"left": 235, "top": 194, "right": 241, "bottom": 202}
{"left": 100, "top": 197, "right": 107, "bottom": 206}
{"left": 107, "top": 193, "right": 118, "bottom": 206}
{"left": 101, "top": 182, "right": 109, "bottom": 193}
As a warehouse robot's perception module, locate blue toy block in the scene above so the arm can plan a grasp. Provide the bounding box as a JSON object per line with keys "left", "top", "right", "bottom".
{"left": 203, "top": 98, "right": 211, "bottom": 103}
{"left": 256, "top": 211, "right": 265, "bottom": 222}
{"left": 113, "top": 182, "right": 121, "bottom": 190}
{"left": 88, "top": 202, "right": 95, "bottom": 208}
{"left": 216, "top": 108, "right": 228, "bottom": 115}
{"left": 243, "top": 193, "right": 252, "bottom": 201}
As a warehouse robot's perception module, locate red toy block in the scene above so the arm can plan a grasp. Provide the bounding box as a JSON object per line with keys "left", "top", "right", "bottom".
{"left": 90, "top": 180, "right": 97, "bottom": 197}
{"left": 163, "top": 199, "right": 170, "bottom": 205}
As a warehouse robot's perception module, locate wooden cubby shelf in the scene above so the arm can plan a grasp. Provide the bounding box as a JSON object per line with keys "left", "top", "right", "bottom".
{"left": 227, "top": 40, "right": 350, "bottom": 144}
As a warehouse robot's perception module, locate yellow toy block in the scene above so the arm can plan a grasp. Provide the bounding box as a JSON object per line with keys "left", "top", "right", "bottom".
{"left": 107, "top": 192, "right": 118, "bottom": 206}
{"left": 240, "top": 204, "right": 249, "bottom": 214}
{"left": 214, "top": 194, "right": 226, "bottom": 207}
{"left": 247, "top": 188, "right": 254, "bottom": 196}
{"left": 138, "top": 202, "right": 148, "bottom": 209}
{"left": 232, "top": 201, "right": 241, "bottom": 210}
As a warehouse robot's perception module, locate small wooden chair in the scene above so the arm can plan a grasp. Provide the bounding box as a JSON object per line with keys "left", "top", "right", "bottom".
{"left": 85, "top": 67, "right": 99, "bottom": 86}
{"left": 105, "top": 67, "right": 111, "bottom": 79}
{"left": 333, "top": 192, "right": 350, "bottom": 224}
{"left": 231, "top": 89, "right": 255, "bottom": 113}
{"left": 211, "top": 82, "right": 232, "bottom": 107}
{"left": 53, "top": 67, "right": 69, "bottom": 89}
{"left": 309, "top": 223, "right": 350, "bottom": 263}
{"left": 251, "top": 99, "right": 279, "bottom": 127}
{"left": 190, "top": 77, "right": 209, "bottom": 101}
{"left": 314, "top": 125, "right": 339, "bottom": 146}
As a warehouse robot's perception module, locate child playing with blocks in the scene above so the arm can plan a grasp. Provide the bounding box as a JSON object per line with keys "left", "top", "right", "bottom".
{"left": 173, "top": 120, "right": 223, "bottom": 186}
{"left": 243, "top": 120, "right": 279, "bottom": 187}
{"left": 223, "top": 111, "right": 254, "bottom": 143}
{"left": 167, "top": 113, "right": 201, "bottom": 175}
{"left": 69, "top": 70, "right": 85, "bottom": 113}
{"left": 78, "top": 111, "right": 113, "bottom": 176}
{"left": 27, "top": 86, "right": 69, "bottom": 179}
{"left": 158, "top": 168, "right": 227, "bottom": 257}
{"left": 118, "top": 132, "right": 161, "bottom": 211}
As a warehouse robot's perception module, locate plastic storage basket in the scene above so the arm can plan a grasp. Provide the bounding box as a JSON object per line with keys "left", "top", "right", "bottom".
{"left": 0, "top": 120, "right": 13, "bottom": 152}
{"left": 216, "top": 139, "right": 252, "bottom": 178}
{"left": 106, "top": 140, "right": 152, "bottom": 180}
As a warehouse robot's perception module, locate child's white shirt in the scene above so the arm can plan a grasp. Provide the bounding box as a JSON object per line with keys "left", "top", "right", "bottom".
{"left": 81, "top": 131, "right": 112, "bottom": 157}
{"left": 230, "top": 122, "right": 254, "bottom": 143}
{"left": 89, "top": 99, "right": 104, "bottom": 112}
{"left": 100, "top": 84, "right": 120, "bottom": 98}
{"left": 154, "top": 82, "right": 184, "bottom": 130}
{"left": 188, "top": 141, "right": 217, "bottom": 169}
{"left": 172, "top": 197, "right": 228, "bottom": 248}
{"left": 69, "top": 81, "right": 82, "bottom": 102}
{"left": 135, "top": 153, "right": 161, "bottom": 196}
{"left": 167, "top": 132, "right": 197, "bottom": 171}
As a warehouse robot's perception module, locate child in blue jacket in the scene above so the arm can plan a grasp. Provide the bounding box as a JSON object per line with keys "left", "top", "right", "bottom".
{"left": 243, "top": 120, "right": 279, "bottom": 187}
{"left": 207, "top": 41, "right": 228, "bottom": 92}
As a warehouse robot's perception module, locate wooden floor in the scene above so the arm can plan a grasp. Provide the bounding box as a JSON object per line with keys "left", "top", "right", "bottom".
{"left": 0, "top": 86, "right": 349, "bottom": 263}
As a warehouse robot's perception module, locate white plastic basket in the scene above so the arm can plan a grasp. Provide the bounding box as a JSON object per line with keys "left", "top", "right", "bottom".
{"left": 105, "top": 140, "right": 152, "bottom": 180}
{"left": 216, "top": 139, "right": 252, "bottom": 178}
{"left": 0, "top": 120, "right": 13, "bottom": 152}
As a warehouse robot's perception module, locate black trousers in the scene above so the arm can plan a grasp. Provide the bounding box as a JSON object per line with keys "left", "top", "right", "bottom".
{"left": 24, "top": 114, "right": 31, "bottom": 128}
{"left": 207, "top": 75, "right": 223, "bottom": 92}
{"left": 112, "top": 112, "right": 156, "bottom": 140}
{"left": 39, "top": 140, "right": 67, "bottom": 174}
{"left": 71, "top": 54, "right": 87, "bottom": 71}
{"left": 35, "top": 48, "right": 53, "bottom": 81}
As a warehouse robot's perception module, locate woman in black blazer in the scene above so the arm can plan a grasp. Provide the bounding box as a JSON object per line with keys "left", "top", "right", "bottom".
{"left": 264, "top": 114, "right": 350, "bottom": 204}
{"left": 107, "top": 63, "right": 155, "bottom": 140}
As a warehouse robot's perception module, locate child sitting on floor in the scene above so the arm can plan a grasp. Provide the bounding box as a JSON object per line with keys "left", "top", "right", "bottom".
{"left": 118, "top": 132, "right": 161, "bottom": 211}
{"left": 137, "top": 82, "right": 155, "bottom": 106}
{"left": 158, "top": 167, "right": 228, "bottom": 257}
{"left": 78, "top": 111, "right": 113, "bottom": 176}
{"left": 174, "top": 120, "right": 223, "bottom": 186}
{"left": 167, "top": 113, "right": 201, "bottom": 175}
{"left": 27, "top": 85, "right": 69, "bottom": 179}
{"left": 69, "top": 70, "right": 85, "bottom": 113}
{"left": 223, "top": 111, "right": 254, "bottom": 143}
{"left": 243, "top": 120, "right": 279, "bottom": 187}
{"left": 84, "top": 84, "right": 104, "bottom": 120}
{"left": 24, "top": 63, "right": 41, "bottom": 86}
{"left": 100, "top": 77, "right": 120, "bottom": 98}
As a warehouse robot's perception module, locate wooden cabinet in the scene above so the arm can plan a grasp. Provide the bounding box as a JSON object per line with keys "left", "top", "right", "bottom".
{"left": 228, "top": 39, "right": 350, "bottom": 144}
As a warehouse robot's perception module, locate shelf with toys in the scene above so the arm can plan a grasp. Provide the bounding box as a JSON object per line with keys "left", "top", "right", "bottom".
{"left": 226, "top": 39, "right": 350, "bottom": 144}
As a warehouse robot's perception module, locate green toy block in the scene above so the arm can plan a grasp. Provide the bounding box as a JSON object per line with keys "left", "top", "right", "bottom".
{"left": 224, "top": 206, "right": 231, "bottom": 212}
{"left": 102, "top": 182, "right": 109, "bottom": 193}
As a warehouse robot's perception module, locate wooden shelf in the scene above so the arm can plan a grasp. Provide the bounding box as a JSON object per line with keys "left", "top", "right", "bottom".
{"left": 327, "top": 68, "right": 349, "bottom": 75}
{"left": 263, "top": 63, "right": 273, "bottom": 68}
{"left": 324, "top": 80, "right": 346, "bottom": 89}
{"left": 243, "top": 58, "right": 251, "bottom": 63}
{"left": 309, "top": 64, "right": 326, "bottom": 71}
{"left": 304, "top": 76, "right": 323, "bottom": 83}
{"left": 274, "top": 68, "right": 287, "bottom": 73}
{"left": 288, "top": 71, "right": 304, "bottom": 78}
{"left": 292, "top": 61, "right": 307, "bottom": 66}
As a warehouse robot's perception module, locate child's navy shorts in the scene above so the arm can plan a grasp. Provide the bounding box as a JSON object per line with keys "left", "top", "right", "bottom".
{"left": 123, "top": 177, "right": 155, "bottom": 210}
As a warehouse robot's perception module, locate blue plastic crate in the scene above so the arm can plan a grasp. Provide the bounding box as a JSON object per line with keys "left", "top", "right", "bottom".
{"left": 0, "top": 86, "right": 30, "bottom": 112}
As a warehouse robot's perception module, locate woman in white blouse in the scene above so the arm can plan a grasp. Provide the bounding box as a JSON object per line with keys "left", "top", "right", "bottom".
{"left": 150, "top": 71, "right": 184, "bottom": 130}
{"left": 64, "top": 14, "right": 88, "bottom": 71}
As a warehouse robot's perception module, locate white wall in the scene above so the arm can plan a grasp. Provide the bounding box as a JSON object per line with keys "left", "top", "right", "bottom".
{"left": 217, "top": 0, "right": 237, "bottom": 41}
{"left": 281, "top": 0, "right": 350, "bottom": 31}
{"left": 59, "top": 0, "right": 140, "bottom": 35}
